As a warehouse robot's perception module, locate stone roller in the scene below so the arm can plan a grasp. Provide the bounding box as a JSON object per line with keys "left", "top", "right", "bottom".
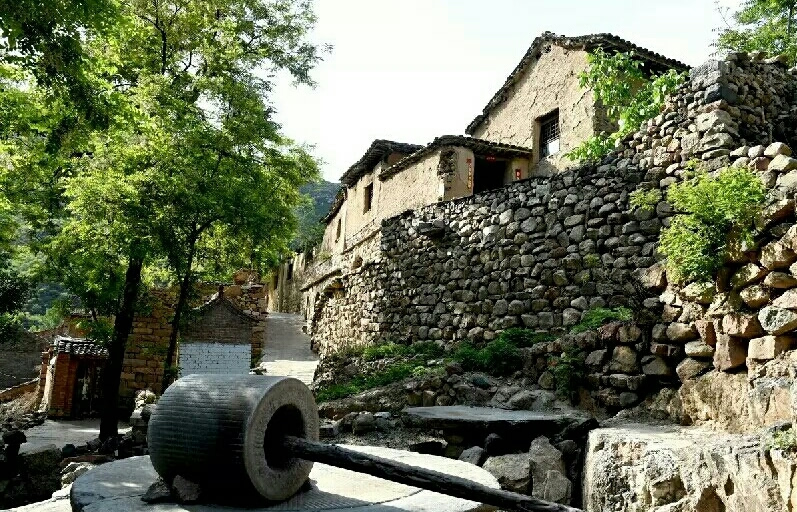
{"left": 147, "top": 374, "right": 582, "bottom": 512}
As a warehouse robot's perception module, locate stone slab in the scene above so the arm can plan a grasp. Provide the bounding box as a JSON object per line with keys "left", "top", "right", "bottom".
{"left": 70, "top": 447, "right": 498, "bottom": 512}
{"left": 402, "top": 405, "right": 590, "bottom": 434}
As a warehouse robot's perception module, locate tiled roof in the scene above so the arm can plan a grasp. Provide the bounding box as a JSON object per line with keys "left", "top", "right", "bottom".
{"left": 380, "top": 135, "right": 532, "bottom": 180}
{"left": 339, "top": 139, "right": 423, "bottom": 187}
{"left": 53, "top": 336, "right": 109, "bottom": 358}
{"left": 465, "top": 32, "right": 690, "bottom": 135}
{"left": 194, "top": 291, "right": 262, "bottom": 322}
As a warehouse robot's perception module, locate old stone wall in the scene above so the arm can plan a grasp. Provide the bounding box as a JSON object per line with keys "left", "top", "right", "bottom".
{"left": 310, "top": 53, "right": 797, "bottom": 414}
{"left": 470, "top": 44, "right": 604, "bottom": 176}
{"left": 121, "top": 284, "right": 267, "bottom": 404}
{"left": 0, "top": 330, "right": 47, "bottom": 390}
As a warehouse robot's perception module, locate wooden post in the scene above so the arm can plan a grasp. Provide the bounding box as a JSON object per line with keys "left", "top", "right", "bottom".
{"left": 282, "top": 436, "right": 583, "bottom": 512}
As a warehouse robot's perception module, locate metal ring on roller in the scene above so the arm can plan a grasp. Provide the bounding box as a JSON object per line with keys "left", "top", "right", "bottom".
{"left": 147, "top": 374, "right": 318, "bottom": 503}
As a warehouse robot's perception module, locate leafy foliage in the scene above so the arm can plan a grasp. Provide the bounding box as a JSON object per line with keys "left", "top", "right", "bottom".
{"left": 659, "top": 167, "right": 766, "bottom": 283}
{"left": 549, "top": 348, "right": 585, "bottom": 400}
{"left": 315, "top": 362, "right": 439, "bottom": 403}
{"left": 715, "top": 0, "right": 797, "bottom": 65}
{"left": 629, "top": 189, "right": 663, "bottom": 212}
{"left": 362, "top": 341, "right": 444, "bottom": 362}
{"left": 452, "top": 339, "right": 523, "bottom": 376}
{"left": 769, "top": 426, "right": 797, "bottom": 452}
{"left": 570, "top": 307, "right": 632, "bottom": 334}
{"left": 496, "top": 328, "right": 555, "bottom": 347}
{"left": 0, "top": 0, "right": 326, "bottom": 435}
{"left": 567, "top": 49, "right": 685, "bottom": 162}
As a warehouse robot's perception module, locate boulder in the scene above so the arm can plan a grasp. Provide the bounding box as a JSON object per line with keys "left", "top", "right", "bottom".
{"left": 679, "top": 282, "right": 716, "bottom": 304}
{"left": 730, "top": 263, "right": 767, "bottom": 289}
{"left": 609, "top": 346, "right": 639, "bottom": 373}
{"left": 759, "top": 306, "right": 797, "bottom": 334}
{"left": 740, "top": 285, "right": 770, "bottom": 308}
{"left": 507, "top": 389, "right": 555, "bottom": 411}
{"left": 676, "top": 358, "right": 711, "bottom": 381}
{"left": 760, "top": 241, "right": 797, "bottom": 269}
{"left": 482, "top": 453, "right": 530, "bottom": 494}
{"left": 764, "top": 142, "right": 792, "bottom": 157}
{"left": 352, "top": 412, "right": 376, "bottom": 434}
{"left": 713, "top": 335, "right": 747, "bottom": 371}
{"left": 694, "top": 319, "right": 717, "bottom": 346}
{"left": 721, "top": 313, "right": 763, "bottom": 338}
{"left": 684, "top": 340, "right": 714, "bottom": 358}
{"left": 172, "top": 474, "right": 201, "bottom": 503}
{"left": 459, "top": 446, "right": 487, "bottom": 466}
{"left": 584, "top": 424, "right": 796, "bottom": 512}
{"left": 642, "top": 356, "right": 673, "bottom": 377}
{"left": 528, "top": 436, "right": 570, "bottom": 505}
{"left": 747, "top": 335, "right": 796, "bottom": 360}
{"left": 764, "top": 271, "right": 797, "bottom": 288}
{"left": 773, "top": 288, "right": 797, "bottom": 309}
{"left": 666, "top": 323, "right": 698, "bottom": 343}
{"left": 767, "top": 154, "right": 797, "bottom": 172}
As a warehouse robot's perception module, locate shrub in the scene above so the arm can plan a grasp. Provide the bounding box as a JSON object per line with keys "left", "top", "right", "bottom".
{"left": 570, "top": 307, "right": 632, "bottom": 334}
{"left": 629, "top": 189, "right": 662, "bottom": 212}
{"left": 769, "top": 427, "right": 797, "bottom": 452}
{"left": 453, "top": 339, "right": 523, "bottom": 376}
{"left": 362, "top": 341, "right": 444, "bottom": 361}
{"left": 566, "top": 49, "right": 685, "bottom": 161}
{"left": 497, "top": 328, "right": 555, "bottom": 347}
{"left": 659, "top": 167, "right": 765, "bottom": 283}
{"left": 549, "top": 348, "right": 585, "bottom": 400}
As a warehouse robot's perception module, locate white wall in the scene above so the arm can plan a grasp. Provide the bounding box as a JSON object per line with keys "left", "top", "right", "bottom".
{"left": 178, "top": 342, "right": 251, "bottom": 376}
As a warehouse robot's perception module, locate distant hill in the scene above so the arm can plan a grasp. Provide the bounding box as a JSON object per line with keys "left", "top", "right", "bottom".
{"left": 293, "top": 180, "right": 340, "bottom": 253}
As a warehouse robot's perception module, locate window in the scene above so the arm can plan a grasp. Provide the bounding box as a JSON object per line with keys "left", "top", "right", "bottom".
{"left": 363, "top": 183, "right": 373, "bottom": 213}
{"left": 335, "top": 218, "right": 342, "bottom": 241}
{"left": 286, "top": 263, "right": 293, "bottom": 281}
{"left": 539, "top": 110, "right": 560, "bottom": 158}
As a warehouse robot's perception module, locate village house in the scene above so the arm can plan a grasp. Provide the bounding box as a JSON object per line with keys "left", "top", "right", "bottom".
{"left": 269, "top": 32, "right": 688, "bottom": 326}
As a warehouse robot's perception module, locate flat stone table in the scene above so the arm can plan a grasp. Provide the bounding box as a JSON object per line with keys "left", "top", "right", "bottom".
{"left": 402, "top": 406, "right": 595, "bottom": 449}
{"left": 70, "top": 446, "right": 499, "bottom": 512}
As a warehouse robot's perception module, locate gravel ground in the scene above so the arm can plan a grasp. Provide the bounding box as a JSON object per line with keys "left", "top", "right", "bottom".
{"left": 332, "top": 427, "right": 445, "bottom": 451}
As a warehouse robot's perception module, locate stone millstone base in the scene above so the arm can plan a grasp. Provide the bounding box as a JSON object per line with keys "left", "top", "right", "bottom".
{"left": 70, "top": 446, "right": 499, "bottom": 512}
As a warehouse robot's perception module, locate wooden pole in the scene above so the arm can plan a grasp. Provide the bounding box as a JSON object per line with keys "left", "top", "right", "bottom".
{"left": 282, "top": 436, "right": 583, "bottom": 512}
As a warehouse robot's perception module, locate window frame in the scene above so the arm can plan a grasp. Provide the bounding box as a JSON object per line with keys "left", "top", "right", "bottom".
{"left": 363, "top": 183, "right": 374, "bottom": 213}
{"left": 539, "top": 109, "right": 560, "bottom": 158}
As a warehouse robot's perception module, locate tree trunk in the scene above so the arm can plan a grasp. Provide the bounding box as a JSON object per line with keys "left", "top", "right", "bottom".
{"left": 162, "top": 268, "right": 193, "bottom": 392}
{"left": 161, "top": 235, "right": 197, "bottom": 393}
{"left": 99, "top": 254, "right": 144, "bottom": 440}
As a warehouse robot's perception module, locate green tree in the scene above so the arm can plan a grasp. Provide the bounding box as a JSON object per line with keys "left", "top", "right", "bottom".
{"left": 715, "top": 0, "right": 797, "bottom": 64}
{"left": 0, "top": 0, "right": 324, "bottom": 438}
{"left": 567, "top": 49, "right": 685, "bottom": 162}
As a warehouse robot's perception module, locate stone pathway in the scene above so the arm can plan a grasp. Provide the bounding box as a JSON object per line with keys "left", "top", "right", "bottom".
{"left": 261, "top": 312, "right": 318, "bottom": 385}
{"left": 19, "top": 419, "right": 130, "bottom": 454}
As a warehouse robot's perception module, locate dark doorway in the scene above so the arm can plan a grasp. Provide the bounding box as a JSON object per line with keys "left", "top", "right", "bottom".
{"left": 72, "top": 361, "right": 104, "bottom": 418}
{"left": 473, "top": 157, "right": 507, "bottom": 194}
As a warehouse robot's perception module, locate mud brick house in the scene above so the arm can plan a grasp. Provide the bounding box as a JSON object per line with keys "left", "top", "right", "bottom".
{"left": 268, "top": 32, "right": 688, "bottom": 332}
{"left": 42, "top": 336, "right": 108, "bottom": 418}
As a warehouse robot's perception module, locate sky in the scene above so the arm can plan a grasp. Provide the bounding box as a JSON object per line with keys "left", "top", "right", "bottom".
{"left": 271, "top": 0, "right": 741, "bottom": 183}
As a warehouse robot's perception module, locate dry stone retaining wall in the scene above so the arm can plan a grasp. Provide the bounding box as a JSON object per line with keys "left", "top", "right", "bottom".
{"left": 310, "top": 52, "right": 797, "bottom": 413}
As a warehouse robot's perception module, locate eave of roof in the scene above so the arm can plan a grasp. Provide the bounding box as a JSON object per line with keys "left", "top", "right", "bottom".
{"left": 53, "top": 336, "right": 109, "bottom": 358}
{"left": 339, "top": 139, "right": 423, "bottom": 187}
{"left": 322, "top": 187, "right": 346, "bottom": 224}
{"left": 380, "top": 135, "right": 532, "bottom": 180}
{"left": 194, "top": 292, "right": 261, "bottom": 323}
{"left": 465, "top": 31, "right": 690, "bottom": 135}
